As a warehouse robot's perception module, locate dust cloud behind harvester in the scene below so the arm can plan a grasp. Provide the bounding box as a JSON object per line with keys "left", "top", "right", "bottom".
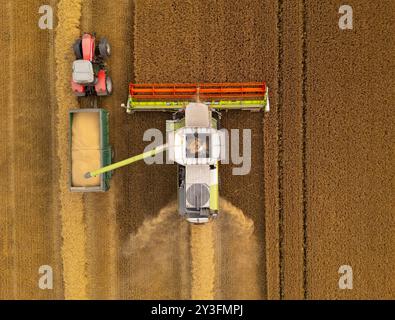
{"left": 121, "top": 198, "right": 262, "bottom": 299}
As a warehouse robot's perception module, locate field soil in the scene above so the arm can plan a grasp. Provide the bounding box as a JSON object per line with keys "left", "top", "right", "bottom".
{"left": 0, "top": 0, "right": 393, "bottom": 299}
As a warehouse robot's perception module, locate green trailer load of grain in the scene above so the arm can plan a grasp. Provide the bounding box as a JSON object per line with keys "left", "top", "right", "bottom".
{"left": 69, "top": 108, "right": 112, "bottom": 192}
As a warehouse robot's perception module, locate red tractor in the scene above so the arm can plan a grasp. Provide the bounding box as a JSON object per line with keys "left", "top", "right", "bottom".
{"left": 71, "top": 33, "right": 113, "bottom": 97}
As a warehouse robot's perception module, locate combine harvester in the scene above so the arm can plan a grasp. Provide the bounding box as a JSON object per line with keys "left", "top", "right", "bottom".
{"left": 80, "top": 82, "right": 269, "bottom": 224}
{"left": 68, "top": 34, "right": 269, "bottom": 223}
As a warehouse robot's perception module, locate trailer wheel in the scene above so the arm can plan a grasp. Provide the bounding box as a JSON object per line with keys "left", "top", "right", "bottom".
{"left": 110, "top": 147, "right": 115, "bottom": 177}
{"left": 99, "top": 38, "right": 111, "bottom": 59}
{"left": 73, "top": 39, "right": 83, "bottom": 59}
{"left": 105, "top": 76, "right": 113, "bottom": 95}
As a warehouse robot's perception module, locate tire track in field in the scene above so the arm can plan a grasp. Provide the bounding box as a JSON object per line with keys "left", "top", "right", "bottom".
{"left": 301, "top": 0, "right": 308, "bottom": 300}
{"left": 276, "top": 0, "right": 285, "bottom": 299}
{"left": 277, "top": 0, "right": 306, "bottom": 300}
{"left": 55, "top": 0, "right": 88, "bottom": 299}
{"left": 262, "top": 0, "right": 282, "bottom": 299}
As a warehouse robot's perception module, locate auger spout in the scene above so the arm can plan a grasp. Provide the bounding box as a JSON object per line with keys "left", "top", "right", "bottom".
{"left": 85, "top": 144, "right": 168, "bottom": 178}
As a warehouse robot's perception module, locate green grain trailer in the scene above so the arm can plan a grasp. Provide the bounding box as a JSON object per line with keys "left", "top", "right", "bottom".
{"left": 69, "top": 108, "right": 113, "bottom": 192}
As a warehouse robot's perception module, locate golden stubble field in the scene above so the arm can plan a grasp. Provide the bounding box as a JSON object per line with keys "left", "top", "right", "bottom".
{"left": 0, "top": 0, "right": 393, "bottom": 299}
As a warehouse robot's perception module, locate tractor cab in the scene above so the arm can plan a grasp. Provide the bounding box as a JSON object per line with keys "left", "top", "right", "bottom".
{"left": 72, "top": 60, "right": 95, "bottom": 84}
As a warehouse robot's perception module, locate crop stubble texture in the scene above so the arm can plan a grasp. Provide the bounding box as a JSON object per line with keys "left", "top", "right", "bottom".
{"left": 0, "top": 0, "right": 63, "bottom": 299}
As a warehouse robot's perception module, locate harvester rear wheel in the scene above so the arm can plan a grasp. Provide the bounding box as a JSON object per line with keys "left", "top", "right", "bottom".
{"left": 212, "top": 110, "right": 222, "bottom": 129}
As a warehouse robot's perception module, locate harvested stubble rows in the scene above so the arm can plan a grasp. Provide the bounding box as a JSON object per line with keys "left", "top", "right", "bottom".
{"left": 0, "top": 0, "right": 63, "bottom": 300}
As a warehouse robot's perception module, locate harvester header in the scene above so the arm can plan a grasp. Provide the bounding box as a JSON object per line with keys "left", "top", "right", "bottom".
{"left": 124, "top": 82, "right": 269, "bottom": 112}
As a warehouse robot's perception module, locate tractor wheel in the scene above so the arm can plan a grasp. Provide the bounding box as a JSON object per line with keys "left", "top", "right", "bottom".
{"left": 99, "top": 38, "right": 111, "bottom": 59}
{"left": 105, "top": 76, "right": 113, "bottom": 95}
{"left": 73, "top": 39, "right": 83, "bottom": 59}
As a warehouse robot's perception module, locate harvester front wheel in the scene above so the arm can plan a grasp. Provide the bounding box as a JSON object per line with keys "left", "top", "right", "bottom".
{"left": 73, "top": 39, "right": 83, "bottom": 59}
{"left": 99, "top": 38, "right": 111, "bottom": 59}
{"left": 212, "top": 110, "right": 222, "bottom": 129}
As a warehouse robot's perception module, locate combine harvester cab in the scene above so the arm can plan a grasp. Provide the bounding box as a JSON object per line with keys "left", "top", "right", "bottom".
{"left": 69, "top": 108, "right": 113, "bottom": 192}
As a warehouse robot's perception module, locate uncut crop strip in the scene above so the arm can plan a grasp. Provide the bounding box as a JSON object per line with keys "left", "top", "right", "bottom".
{"left": 304, "top": 0, "right": 395, "bottom": 299}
